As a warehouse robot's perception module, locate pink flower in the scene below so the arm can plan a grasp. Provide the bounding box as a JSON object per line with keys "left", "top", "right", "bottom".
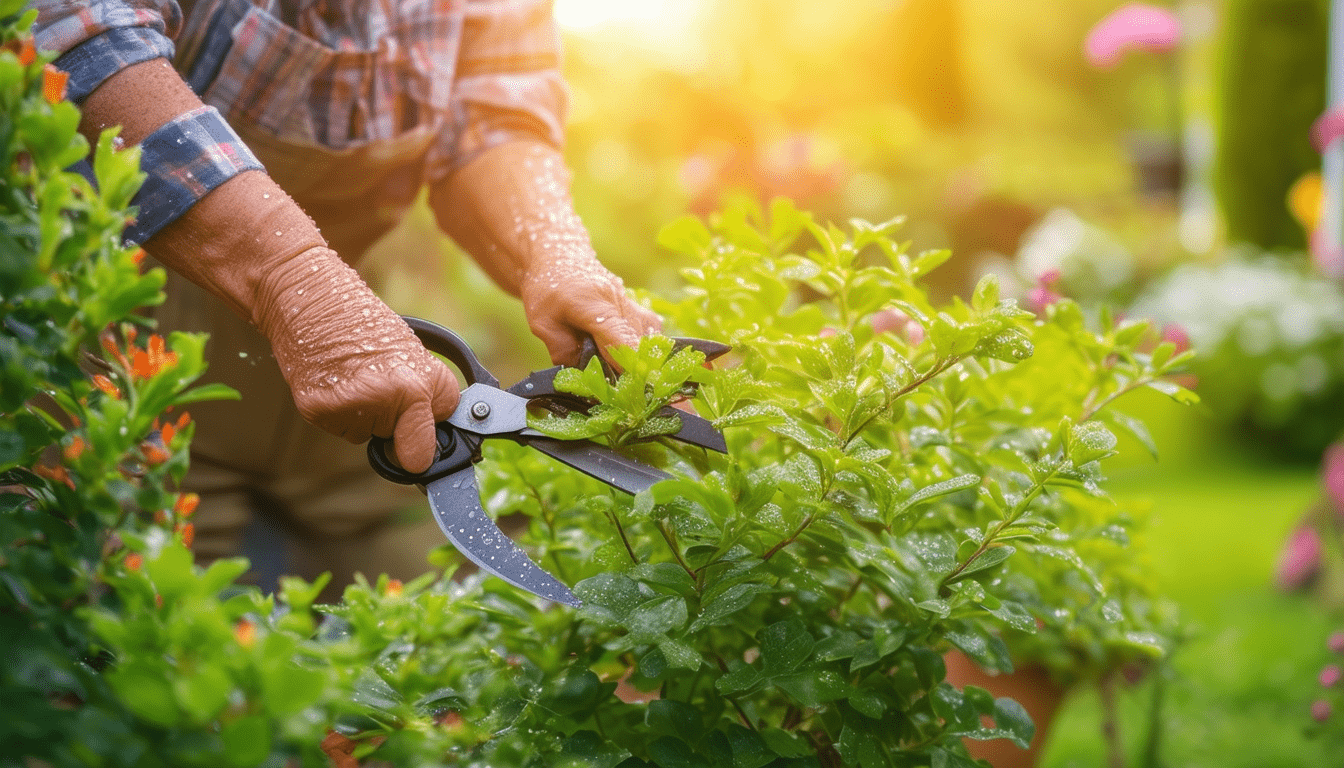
{"left": 869, "top": 309, "right": 925, "bottom": 345}
{"left": 1085, "top": 4, "right": 1182, "bottom": 70}
{"left": 1312, "top": 699, "right": 1333, "bottom": 722}
{"left": 1275, "top": 525, "right": 1323, "bottom": 590}
{"left": 1160, "top": 324, "right": 1190, "bottom": 354}
{"left": 1321, "top": 665, "right": 1342, "bottom": 687}
{"left": 1329, "top": 632, "right": 1344, "bottom": 654}
{"left": 1322, "top": 444, "right": 1344, "bottom": 514}
{"left": 1027, "top": 270, "right": 1063, "bottom": 314}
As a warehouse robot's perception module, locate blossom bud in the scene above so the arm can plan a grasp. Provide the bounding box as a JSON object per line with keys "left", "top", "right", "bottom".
{"left": 1312, "top": 699, "right": 1332, "bottom": 722}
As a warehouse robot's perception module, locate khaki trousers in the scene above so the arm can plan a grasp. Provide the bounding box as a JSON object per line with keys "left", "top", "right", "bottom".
{"left": 158, "top": 123, "right": 446, "bottom": 601}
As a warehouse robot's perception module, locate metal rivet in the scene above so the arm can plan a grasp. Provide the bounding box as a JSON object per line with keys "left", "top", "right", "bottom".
{"left": 471, "top": 401, "right": 491, "bottom": 419}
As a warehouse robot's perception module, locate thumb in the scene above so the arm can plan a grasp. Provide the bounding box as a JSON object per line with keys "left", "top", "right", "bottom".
{"left": 393, "top": 399, "right": 438, "bottom": 474}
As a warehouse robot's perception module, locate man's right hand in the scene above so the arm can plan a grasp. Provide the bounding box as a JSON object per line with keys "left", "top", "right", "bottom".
{"left": 77, "top": 59, "right": 459, "bottom": 473}
{"left": 255, "top": 246, "right": 460, "bottom": 473}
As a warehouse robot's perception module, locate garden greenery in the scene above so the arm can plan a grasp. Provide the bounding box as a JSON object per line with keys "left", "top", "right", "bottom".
{"left": 2, "top": 7, "right": 1191, "bottom": 766}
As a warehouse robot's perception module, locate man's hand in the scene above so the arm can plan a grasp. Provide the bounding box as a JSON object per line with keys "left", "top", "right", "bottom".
{"left": 430, "top": 141, "right": 659, "bottom": 366}
{"left": 256, "top": 247, "right": 460, "bottom": 473}
{"left": 520, "top": 251, "right": 660, "bottom": 365}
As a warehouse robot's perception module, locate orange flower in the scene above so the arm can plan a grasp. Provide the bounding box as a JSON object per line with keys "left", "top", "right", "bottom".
{"left": 142, "top": 441, "right": 170, "bottom": 466}
{"left": 174, "top": 492, "right": 200, "bottom": 518}
{"left": 126, "top": 553, "right": 143, "bottom": 571}
{"left": 160, "top": 421, "right": 176, "bottom": 445}
{"left": 130, "top": 248, "right": 146, "bottom": 266}
{"left": 62, "top": 435, "right": 86, "bottom": 462}
{"left": 18, "top": 38, "right": 35, "bottom": 66}
{"left": 91, "top": 374, "right": 120, "bottom": 399}
{"left": 41, "top": 64, "right": 68, "bottom": 104}
{"left": 177, "top": 522, "right": 195, "bottom": 548}
{"left": 234, "top": 619, "right": 257, "bottom": 649}
{"left": 385, "top": 579, "right": 403, "bottom": 597}
{"left": 131, "top": 335, "right": 178, "bottom": 380}
{"left": 33, "top": 464, "right": 73, "bottom": 489}
{"left": 175, "top": 411, "right": 191, "bottom": 430}
{"left": 100, "top": 331, "right": 130, "bottom": 370}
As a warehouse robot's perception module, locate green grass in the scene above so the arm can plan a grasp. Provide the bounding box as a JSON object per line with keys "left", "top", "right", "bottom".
{"left": 1038, "top": 391, "right": 1340, "bottom": 766}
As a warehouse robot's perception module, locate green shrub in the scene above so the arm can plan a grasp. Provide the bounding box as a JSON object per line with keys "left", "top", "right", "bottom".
{"left": 1, "top": 5, "right": 1190, "bottom": 764}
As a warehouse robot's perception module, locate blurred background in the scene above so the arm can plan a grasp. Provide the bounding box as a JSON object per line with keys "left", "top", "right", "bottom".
{"left": 358, "top": 1, "right": 1344, "bottom": 764}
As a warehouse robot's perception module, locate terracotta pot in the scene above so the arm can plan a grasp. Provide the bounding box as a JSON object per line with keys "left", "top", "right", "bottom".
{"left": 943, "top": 650, "right": 1068, "bottom": 768}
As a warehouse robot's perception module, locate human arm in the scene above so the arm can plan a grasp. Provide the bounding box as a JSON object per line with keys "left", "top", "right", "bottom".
{"left": 36, "top": 3, "right": 457, "bottom": 472}
{"left": 429, "top": 141, "right": 660, "bottom": 365}
{"left": 425, "top": 0, "right": 657, "bottom": 365}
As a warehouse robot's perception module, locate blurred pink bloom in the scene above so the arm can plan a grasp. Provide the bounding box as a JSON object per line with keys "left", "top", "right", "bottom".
{"left": 1160, "top": 324, "right": 1190, "bottom": 354}
{"left": 1085, "top": 4, "right": 1182, "bottom": 70}
{"left": 1311, "top": 227, "right": 1344, "bottom": 279}
{"left": 1312, "top": 106, "right": 1344, "bottom": 154}
{"left": 1276, "top": 525, "right": 1323, "bottom": 590}
{"left": 1028, "top": 270, "right": 1063, "bottom": 314}
{"left": 1330, "top": 631, "right": 1344, "bottom": 653}
{"left": 1321, "top": 664, "right": 1342, "bottom": 687}
{"left": 1313, "top": 699, "right": 1333, "bottom": 722}
{"left": 1323, "top": 443, "right": 1344, "bottom": 513}
{"left": 870, "top": 309, "right": 925, "bottom": 345}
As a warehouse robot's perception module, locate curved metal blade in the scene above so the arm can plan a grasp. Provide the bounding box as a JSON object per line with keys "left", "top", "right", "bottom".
{"left": 426, "top": 467, "right": 581, "bottom": 607}
{"left": 527, "top": 437, "right": 672, "bottom": 495}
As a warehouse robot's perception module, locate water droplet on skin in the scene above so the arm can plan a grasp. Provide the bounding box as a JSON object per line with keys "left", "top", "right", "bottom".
{"left": 595, "top": 316, "right": 606, "bottom": 324}
{"left": 262, "top": 193, "right": 270, "bottom": 199}
{"left": 296, "top": 288, "right": 304, "bottom": 295}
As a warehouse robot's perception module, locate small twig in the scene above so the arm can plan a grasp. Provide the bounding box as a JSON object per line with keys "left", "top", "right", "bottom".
{"left": 844, "top": 356, "right": 958, "bottom": 448}
{"left": 1100, "top": 672, "right": 1126, "bottom": 768}
{"left": 657, "top": 521, "right": 695, "bottom": 579}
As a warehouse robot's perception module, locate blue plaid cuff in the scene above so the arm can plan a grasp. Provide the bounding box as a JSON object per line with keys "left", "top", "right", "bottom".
{"left": 123, "top": 106, "right": 266, "bottom": 246}
{"left": 53, "top": 26, "right": 177, "bottom": 105}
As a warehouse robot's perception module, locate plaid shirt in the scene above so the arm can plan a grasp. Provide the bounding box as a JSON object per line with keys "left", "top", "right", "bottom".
{"left": 33, "top": 0, "right": 567, "bottom": 228}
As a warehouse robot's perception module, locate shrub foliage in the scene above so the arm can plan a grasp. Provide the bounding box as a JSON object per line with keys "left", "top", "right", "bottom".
{"left": 1, "top": 7, "right": 1191, "bottom": 766}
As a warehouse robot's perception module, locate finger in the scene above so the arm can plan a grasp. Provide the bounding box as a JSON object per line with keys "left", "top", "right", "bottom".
{"left": 530, "top": 313, "right": 584, "bottom": 366}
{"left": 392, "top": 399, "right": 437, "bottom": 474}
{"left": 425, "top": 356, "right": 461, "bottom": 420}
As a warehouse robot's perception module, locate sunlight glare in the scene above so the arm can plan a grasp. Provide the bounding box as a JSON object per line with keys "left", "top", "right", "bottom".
{"left": 553, "top": 0, "right": 676, "bottom": 29}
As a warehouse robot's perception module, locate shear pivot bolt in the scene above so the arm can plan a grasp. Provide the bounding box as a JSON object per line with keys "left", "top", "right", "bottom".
{"left": 470, "top": 401, "right": 491, "bottom": 420}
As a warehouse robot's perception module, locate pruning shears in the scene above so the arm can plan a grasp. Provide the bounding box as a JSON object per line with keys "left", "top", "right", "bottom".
{"left": 367, "top": 317, "right": 730, "bottom": 608}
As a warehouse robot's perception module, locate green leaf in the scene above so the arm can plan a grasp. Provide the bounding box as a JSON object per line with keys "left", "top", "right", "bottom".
{"left": 689, "top": 581, "right": 771, "bottom": 631}
{"left": 1145, "top": 379, "right": 1200, "bottom": 405}
{"left": 759, "top": 619, "right": 813, "bottom": 674}
{"left": 173, "top": 663, "right": 232, "bottom": 723}
{"left": 1069, "top": 422, "right": 1118, "bottom": 465}
{"left": 221, "top": 715, "right": 271, "bottom": 768}
{"left": 108, "top": 662, "right": 180, "bottom": 727}
{"left": 261, "top": 663, "right": 326, "bottom": 716}
{"left": 965, "top": 697, "right": 1035, "bottom": 749}
{"left": 647, "top": 736, "right": 710, "bottom": 768}
{"left": 647, "top": 699, "right": 704, "bottom": 742}
{"left": 773, "top": 668, "right": 851, "bottom": 707}
{"left": 145, "top": 543, "right": 196, "bottom": 600}
{"left": 895, "top": 474, "right": 980, "bottom": 515}
{"left": 947, "top": 545, "right": 1015, "bottom": 583}
{"left": 759, "top": 728, "right": 812, "bottom": 758}
{"left": 659, "top": 216, "right": 714, "bottom": 256}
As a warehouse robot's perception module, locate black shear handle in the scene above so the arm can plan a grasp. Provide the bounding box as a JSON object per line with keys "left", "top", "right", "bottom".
{"left": 401, "top": 316, "right": 498, "bottom": 388}
{"left": 366, "top": 317, "right": 492, "bottom": 485}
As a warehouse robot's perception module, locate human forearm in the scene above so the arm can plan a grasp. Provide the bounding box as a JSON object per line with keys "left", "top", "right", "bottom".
{"left": 429, "top": 140, "right": 659, "bottom": 364}
{"left": 77, "top": 60, "right": 458, "bottom": 472}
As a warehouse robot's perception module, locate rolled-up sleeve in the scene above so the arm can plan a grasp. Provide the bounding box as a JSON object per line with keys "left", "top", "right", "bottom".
{"left": 31, "top": 0, "right": 182, "bottom": 103}
{"left": 428, "top": 0, "right": 569, "bottom": 182}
